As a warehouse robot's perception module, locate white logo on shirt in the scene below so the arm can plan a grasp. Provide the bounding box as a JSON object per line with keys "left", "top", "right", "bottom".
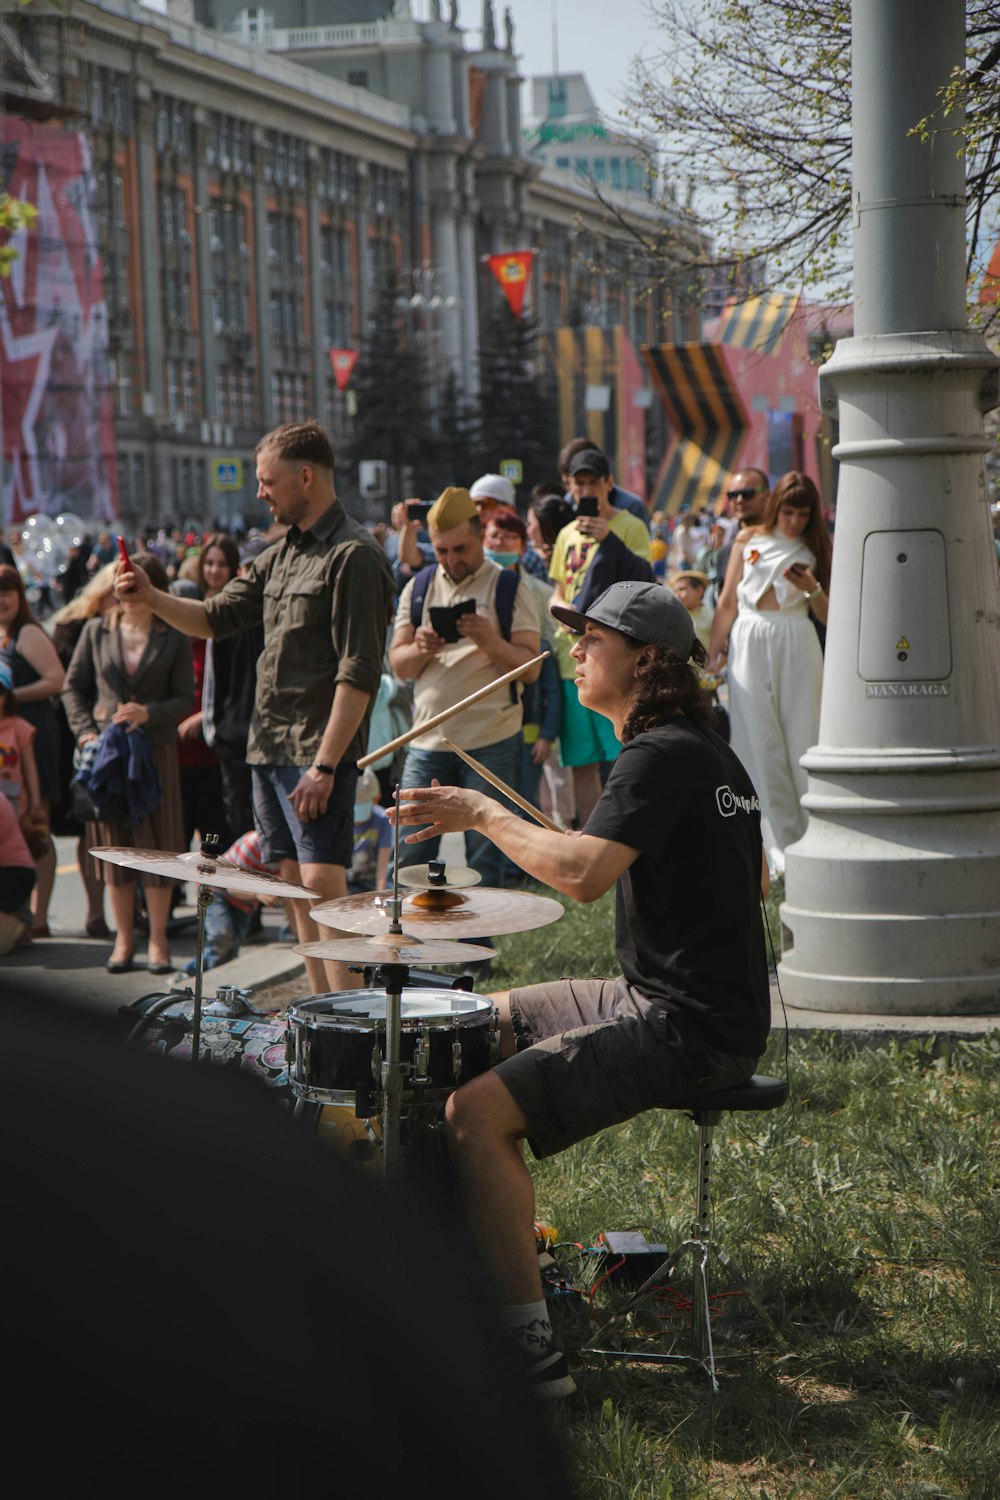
{"left": 716, "top": 785, "right": 761, "bottom": 817}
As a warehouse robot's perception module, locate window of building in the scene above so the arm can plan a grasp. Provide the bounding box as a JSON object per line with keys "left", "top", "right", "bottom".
{"left": 555, "top": 156, "right": 570, "bottom": 171}
{"left": 182, "top": 365, "right": 197, "bottom": 420}
{"left": 348, "top": 71, "right": 369, "bottom": 90}
{"left": 610, "top": 158, "right": 622, "bottom": 189}
{"left": 593, "top": 158, "right": 606, "bottom": 183}
{"left": 131, "top": 456, "right": 145, "bottom": 509}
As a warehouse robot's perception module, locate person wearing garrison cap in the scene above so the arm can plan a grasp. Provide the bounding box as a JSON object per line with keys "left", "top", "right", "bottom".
{"left": 392, "top": 581, "right": 770, "bottom": 1400}
{"left": 388, "top": 486, "right": 542, "bottom": 889}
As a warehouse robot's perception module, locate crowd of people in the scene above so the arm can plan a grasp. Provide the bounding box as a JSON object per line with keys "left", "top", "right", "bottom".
{"left": 1, "top": 420, "right": 842, "bottom": 1407}
{"left": 0, "top": 438, "right": 836, "bottom": 961}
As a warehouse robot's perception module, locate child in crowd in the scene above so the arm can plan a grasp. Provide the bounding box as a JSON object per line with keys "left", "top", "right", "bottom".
{"left": 0, "top": 658, "right": 42, "bottom": 819}
{"left": 349, "top": 768, "right": 391, "bottom": 892}
{"left": 0, "top": 792, "right": 36, "bottom": 955}
{"left": 670, "top": 569, "right": 715, "bottom": 653}
{"left": 182, "top": 826, "right": 279, "bottom": 975}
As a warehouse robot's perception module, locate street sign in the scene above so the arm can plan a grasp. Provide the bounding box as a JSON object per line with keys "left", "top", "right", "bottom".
{"left": 499, "top": 458, "right": 523, "bottom": 484}
{"left": 212, "top": 459, "right": 243, "bottom": 491}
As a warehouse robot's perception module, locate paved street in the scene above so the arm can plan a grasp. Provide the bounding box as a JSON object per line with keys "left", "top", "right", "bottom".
{"left": 3, "top": 835, "right": 296, "bottom": 1015}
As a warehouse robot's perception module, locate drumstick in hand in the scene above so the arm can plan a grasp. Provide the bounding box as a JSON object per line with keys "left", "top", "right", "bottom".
{"left": 441, "top": 739, "right": 564, "bottom": 833}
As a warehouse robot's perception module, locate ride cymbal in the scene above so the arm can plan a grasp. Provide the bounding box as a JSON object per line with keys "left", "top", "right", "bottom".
{"left": 309, "top": 885, "right": 564, "bottom": 939}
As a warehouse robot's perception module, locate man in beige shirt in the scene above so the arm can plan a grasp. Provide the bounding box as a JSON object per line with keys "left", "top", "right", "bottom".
{"left": 390, "top": 487, "right": 541, "bottom": 887}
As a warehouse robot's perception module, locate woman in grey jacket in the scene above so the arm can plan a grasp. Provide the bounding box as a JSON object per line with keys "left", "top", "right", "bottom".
{"left": 63, "top": 552, "right": 194, "bottom": 974}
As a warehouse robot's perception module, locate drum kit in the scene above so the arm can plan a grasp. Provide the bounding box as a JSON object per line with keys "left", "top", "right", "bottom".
{"left": 92, "top": 822, "right": 565, "bottom": 1182}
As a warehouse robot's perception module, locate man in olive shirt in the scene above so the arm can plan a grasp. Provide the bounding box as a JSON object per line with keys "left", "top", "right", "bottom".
{"left": 114, "top": 422, "right": 394, "bottom": 992}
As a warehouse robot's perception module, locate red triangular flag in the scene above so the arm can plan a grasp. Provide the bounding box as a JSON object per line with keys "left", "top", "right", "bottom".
{"left": 486, "top": 252, "right": 535, "bottom": 319}
{"left": 328, "top": 348, "right": 360, "bottom": 391}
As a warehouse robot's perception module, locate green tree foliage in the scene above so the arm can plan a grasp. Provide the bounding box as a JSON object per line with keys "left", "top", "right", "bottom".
{"left": 436, "top": 367, "right": 480, "bottom": 488}
{"left": 475, "top": 297, "right": 559, "bottom": 488}
{"left": 343, "top": 267, "right": 440, "bottom": 500}
{"left": 0, "top": 192, "right": 38, "bottom": 277}
{"left": 627, "top": 1, "right": 1000, "bottom": 319}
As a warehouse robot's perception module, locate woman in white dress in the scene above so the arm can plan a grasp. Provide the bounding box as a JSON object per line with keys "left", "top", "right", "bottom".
{"left": 708, "top": 472, "right": 832, "bottom": 872}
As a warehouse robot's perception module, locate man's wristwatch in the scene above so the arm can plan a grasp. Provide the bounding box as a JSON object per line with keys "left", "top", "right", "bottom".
{"left": 313, "top": 762, "right": 335, "bottom": 776}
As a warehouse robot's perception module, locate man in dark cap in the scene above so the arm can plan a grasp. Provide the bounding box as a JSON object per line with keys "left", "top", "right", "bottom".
{"left": 393, "top": 580, "right": 771, "bottom": 1398}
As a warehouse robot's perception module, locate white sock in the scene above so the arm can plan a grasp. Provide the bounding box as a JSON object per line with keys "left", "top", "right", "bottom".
{"left": 498, "top": 1299, "right": 555, "bottom": 1356}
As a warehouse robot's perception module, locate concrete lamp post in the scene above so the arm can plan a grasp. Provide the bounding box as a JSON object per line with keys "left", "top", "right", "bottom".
{"left": 778, "top": 0, "right": 1000, "bottom": 1015}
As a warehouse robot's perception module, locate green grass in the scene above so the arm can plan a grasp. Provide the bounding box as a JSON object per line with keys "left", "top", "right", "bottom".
{"left": 485, "top": 888, "right": 1000, "bottom": 1500}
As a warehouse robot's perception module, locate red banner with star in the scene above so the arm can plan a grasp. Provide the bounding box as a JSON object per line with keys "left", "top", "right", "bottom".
{"left": 1, "top": 116, "right": 119, "bottom": 523}
{"left": 485, "top": 251, "right": 535, "bottom": 320}
{"left": 328, "top": 347, "right": 359, "bottom": 391}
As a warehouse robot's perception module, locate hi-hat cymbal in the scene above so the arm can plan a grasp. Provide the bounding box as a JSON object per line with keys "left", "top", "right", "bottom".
{"left": 309, "top": 885, "right": 564, "bottom": 939}
{"left": 90, "top": 846, "right": 318, "bottom": 901}
{"left": 295, "top": 936, "right": 495, "bottom": 965}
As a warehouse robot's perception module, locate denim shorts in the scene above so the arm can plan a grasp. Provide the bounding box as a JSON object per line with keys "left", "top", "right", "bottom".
{"left": 252, "top": 763, "right": 357, "bottom": 868}
{"left": 496, "top": 976, "right": 758, "bottom": 1159}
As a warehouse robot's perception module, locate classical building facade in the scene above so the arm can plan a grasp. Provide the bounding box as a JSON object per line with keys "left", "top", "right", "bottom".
{"left": 1, "top": 0, "right": 704, "bottom": 530}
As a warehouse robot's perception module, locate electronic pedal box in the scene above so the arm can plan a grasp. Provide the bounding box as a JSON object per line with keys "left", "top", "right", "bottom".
{"left": 594, "top": 1230, "right": 670, "bottom": 1287}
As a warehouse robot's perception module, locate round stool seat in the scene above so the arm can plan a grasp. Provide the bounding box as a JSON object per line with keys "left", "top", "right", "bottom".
{"left": 673, "top": 1073, "right": 787, "bottom": 1115}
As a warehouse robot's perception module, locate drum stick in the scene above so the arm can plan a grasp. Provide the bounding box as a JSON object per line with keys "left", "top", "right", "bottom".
{"left": 358, "top": 650, "right": 550, "bottom": 770}
{"left": 441, "top": 738, "right": 564, "bottom": 834}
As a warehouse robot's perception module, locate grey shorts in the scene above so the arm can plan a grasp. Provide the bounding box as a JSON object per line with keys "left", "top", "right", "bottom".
{"left": 495, "top": 976, "right": 758, "bottom": 1160}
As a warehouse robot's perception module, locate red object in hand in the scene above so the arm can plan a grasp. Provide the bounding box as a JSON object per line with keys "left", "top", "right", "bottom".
{"left": 116, "top": 535, "right": 132, "bottom": 570}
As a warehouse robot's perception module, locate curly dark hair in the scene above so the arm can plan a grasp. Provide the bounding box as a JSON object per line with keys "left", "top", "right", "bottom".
{"left": 620, "top": 638, "right": 714, "bottom": 742}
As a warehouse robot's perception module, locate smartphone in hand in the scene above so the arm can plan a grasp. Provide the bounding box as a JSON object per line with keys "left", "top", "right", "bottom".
{"left": 406, "top": 500, "right": 432, "bottom": 524}
{"left": 116, "top": 535, "right": 132, "bottom": 570}
{"left": 576, "top": 495, "right": 599, "bottom": 518}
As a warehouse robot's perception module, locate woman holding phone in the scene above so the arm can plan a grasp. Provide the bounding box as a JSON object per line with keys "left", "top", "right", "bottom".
{"left": 707, "top": 471, "right": 832, "bottom": 873}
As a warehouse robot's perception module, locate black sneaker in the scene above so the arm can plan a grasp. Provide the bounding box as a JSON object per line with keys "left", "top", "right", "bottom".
{"left": 524, "top": 1346, "right": 576, "bottom": 1400}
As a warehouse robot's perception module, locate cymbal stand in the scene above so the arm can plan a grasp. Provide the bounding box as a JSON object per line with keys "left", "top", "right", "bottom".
{"left": 379, "top": 788, "right": 409, "bottom": 1181}
{"left": 190, "top": 834, "right": 220, "bottom": 1067}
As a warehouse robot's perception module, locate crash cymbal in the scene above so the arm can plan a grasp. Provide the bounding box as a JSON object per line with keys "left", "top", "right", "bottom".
{"left": 295, "top": 936, "right": 495, "bottom": 965}
{"left": 90, "top": 846, "right": 318, "bottom": 901}
{"left": 309, "top": 885, "right": 564, "bottom": 939}
{"left": 395, "top": 863, "right": 482, "bottom": 891}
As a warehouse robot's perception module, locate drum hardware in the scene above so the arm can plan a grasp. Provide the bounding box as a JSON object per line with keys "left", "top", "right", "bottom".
{"left": 92, "top": 838, "right": 318, "bottom": 1066}
{"left": 414, "top": 1032, "right": 431, "bottom": 1084}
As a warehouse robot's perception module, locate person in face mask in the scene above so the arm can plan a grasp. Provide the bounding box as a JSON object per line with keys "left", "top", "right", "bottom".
{"left": 348, "top": 767, "right": 391, "bottom": 892}
{"left": 481, "top": 509, "right": 562, "bottom": 817}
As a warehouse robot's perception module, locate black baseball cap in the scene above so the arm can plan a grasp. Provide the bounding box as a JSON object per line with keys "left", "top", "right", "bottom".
{"left": 566, "top": 448, "right": 611, "bottom": 480}
{"left": 551, "top": 580, "right": 696, "bottom": 658}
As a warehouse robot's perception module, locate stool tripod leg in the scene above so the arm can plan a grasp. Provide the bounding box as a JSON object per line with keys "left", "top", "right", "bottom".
{"left": 709, "top": 1242, "right": 785, "bottom": 1347}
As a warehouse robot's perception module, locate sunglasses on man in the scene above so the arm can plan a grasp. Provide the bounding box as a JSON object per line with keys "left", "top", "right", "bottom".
{"left": 726, "top": 486, "right": 765, "bottom": 501}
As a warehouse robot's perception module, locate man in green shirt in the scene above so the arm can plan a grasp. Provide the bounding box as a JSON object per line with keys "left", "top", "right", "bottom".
{"left": 114, "top": 422, "right": 394, "bottom": 993}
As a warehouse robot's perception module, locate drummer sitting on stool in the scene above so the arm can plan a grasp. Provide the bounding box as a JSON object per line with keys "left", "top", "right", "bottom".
{"left": 392, "top": 581, "right": 772, "bottom": 1400}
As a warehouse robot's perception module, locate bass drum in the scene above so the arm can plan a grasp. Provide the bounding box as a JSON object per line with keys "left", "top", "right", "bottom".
{"left": 285, "top": 988, "right": 497, "bottom": 1107}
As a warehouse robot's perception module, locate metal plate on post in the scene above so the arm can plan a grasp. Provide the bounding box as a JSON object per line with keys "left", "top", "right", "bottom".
{"left": 858, "top": 528, "right": 952, "bottom": 681}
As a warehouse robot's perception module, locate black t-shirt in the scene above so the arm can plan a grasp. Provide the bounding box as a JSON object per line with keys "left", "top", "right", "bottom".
{"left": 585, "top": 715, "right": 770, "bottom": 1058}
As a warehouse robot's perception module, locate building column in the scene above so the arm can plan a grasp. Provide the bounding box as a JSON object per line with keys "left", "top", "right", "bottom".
{"left": 306, "top": 147, "right": 327, "bottom": 427}
{"left": 251, "top": 127, "right": 274, "bottom": 427}
{"left": 134, "top": 85, "right": 164, "bottom": 415}
{"left": 192, "top": 108, "right": 218, "bottom": 420}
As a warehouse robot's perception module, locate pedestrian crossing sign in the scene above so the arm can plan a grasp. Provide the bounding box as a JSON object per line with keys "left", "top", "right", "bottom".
{"left": 212, "top": 459, "right": 243, "bottom": 490}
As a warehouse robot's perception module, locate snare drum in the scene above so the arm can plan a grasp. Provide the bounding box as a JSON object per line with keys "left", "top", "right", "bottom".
{"left": 285, "top": 989, "right": 497, "bottom": 1107}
